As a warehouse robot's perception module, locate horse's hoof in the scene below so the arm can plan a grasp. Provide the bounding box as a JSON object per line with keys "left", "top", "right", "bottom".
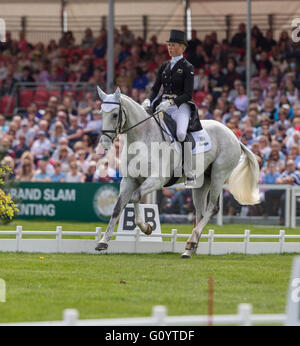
{"left": 144, "top": 223, "right": 152, "bottom": 236}
{"left": 185, "top": 242, "right": 198, "bottom": 252}
{"left": 181, "top": 252, "right": 192, "bottom": 259}
{"left": 95, "top": 242, "right": 108, "bottom": 251}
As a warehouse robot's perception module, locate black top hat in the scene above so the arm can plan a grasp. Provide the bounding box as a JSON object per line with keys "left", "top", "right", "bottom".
{"left": 166, "top": 30, "right": 188, "bottom": 46}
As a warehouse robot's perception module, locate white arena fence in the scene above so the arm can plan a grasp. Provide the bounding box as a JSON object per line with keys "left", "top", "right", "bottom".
{"left": 0, "top": 304, "right": 286, "bottom": 326}
{"left": 1, "top": 226, "right": 300, "bottom": 255}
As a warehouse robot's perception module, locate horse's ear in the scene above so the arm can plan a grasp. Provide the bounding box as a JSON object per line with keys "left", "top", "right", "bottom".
{"left": 115, "top": 86, "right": 121, "bottom": 101}
{"left": 97, "top": 86, "right": 107, "bottom": 101}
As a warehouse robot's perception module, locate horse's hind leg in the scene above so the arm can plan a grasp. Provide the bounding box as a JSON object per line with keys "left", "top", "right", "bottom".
{"left": 182, "top": 167, "right": 226, "bottom": 258}
{"left": 181, "top": 175, "right": 211, "bottom": 258}
{"left": 193, "top": 175, "right": 211, "bottom": 224}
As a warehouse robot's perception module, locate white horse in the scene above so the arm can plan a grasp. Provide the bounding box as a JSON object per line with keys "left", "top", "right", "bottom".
{"left": 95, "top": 87, "right": 260, "bottom": 258}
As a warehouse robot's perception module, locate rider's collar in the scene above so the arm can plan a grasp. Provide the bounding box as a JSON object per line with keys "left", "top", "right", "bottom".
{"left": 170, "top": 55, "right": 183, "bottom": 67}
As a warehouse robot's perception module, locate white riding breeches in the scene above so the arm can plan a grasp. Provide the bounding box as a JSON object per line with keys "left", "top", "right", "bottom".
{"left": 165, "top": 103, "right": 191, "bottom": 142}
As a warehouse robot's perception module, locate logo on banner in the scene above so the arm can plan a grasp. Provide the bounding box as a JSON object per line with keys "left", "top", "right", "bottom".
{"left": 117, "top": 203, "right": 162, "bottom": 241}
{"left": 93, "top": 185, "right": 119, "bottom": 220}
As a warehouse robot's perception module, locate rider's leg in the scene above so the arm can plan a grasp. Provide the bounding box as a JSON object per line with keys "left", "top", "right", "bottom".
{"left": 173, "top": 103, "right": 190, "bottom": 142}
{"left": 173, "top": 104, "right": 195, "bottom": 182}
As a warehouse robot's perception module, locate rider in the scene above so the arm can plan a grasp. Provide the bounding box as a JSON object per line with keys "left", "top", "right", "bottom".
{"left": 142, "top": 29, "right": 196, "bottom": 184}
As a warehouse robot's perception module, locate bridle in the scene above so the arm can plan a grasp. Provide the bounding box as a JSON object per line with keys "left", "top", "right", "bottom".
{"left": 101, "top": 100, "right": 159, "bottom": 142}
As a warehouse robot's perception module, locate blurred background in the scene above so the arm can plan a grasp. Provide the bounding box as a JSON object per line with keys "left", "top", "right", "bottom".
{"left": 1, "top": 0, "right": 300, "bottom": 227}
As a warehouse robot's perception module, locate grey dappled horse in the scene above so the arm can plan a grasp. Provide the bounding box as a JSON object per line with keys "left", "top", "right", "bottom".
{"left": 95, "top": 87, "right": 260, "bottom": 258}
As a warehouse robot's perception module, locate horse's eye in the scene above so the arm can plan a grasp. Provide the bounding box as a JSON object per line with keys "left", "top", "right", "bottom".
{"left": 112, "top": 113, "right": 118, "bottom": 119}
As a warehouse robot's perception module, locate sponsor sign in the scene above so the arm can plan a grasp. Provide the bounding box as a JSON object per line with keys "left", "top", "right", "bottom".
{"left": 117, "top": 203, "right": 162, "bottom": 241}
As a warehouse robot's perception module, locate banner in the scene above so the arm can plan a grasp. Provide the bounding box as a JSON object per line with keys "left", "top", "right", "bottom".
{"left": 9, "top": 182, "right": 120, "bottom": 222}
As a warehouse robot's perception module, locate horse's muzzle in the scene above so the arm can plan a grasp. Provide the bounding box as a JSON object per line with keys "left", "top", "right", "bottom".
{"left": 100, "top": 135, "right": 113, "bottom": 150}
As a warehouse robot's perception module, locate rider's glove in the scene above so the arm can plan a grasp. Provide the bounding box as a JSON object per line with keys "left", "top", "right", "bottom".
{"left": 156, "top": 99, "right": 173, "bottom": 113}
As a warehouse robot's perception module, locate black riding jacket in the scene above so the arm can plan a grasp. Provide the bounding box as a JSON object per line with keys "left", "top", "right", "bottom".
{"left": 149, "top": 57, "right": 194, "bottom": 108}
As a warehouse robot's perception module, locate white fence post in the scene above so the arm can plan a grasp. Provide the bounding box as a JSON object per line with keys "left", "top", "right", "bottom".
{"left": 63, "top": 309, "right": 79, "bottom": 326}
{"left": 134, "top": 228, "right": 140, "bottom": 253}
{"left": 208, "top": 229, "right": 214, "bottom": 255}
{"left": 56, "top": 226, "right": 62, "bottom": 252}
{"left": 244, "top": 230, "right": 250, "bottom": 254}
{"left": 16, "top": 225, "right": 22, "bottom": 252}
{"left": 152, "top": 305, "right": 167, "bottom": 326}
{"left": 291, "top": 188, "right": 296, "bottom": 228}
{"left": 95, "top": 227, "right": 102, "bottom": 242}
{"left": 238, "top": 303, "right": 252, "bottom": 326}
{"left": 171, "top": 229, "right": 177, "bottom": 253}
{"left": 279, "top": 230, "right": 285, "bottom": 254}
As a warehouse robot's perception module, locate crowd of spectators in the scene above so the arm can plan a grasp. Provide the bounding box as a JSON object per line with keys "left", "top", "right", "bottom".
{"left": 1, "top": 23, "right": 300, "bottom": 220}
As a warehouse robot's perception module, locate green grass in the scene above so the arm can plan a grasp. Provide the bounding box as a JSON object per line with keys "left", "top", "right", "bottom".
{"left": 0, "top": 252, "right": 294, "bottom": 323}
{"left": 0, "top": 220, "right": 299, "bottom": 323}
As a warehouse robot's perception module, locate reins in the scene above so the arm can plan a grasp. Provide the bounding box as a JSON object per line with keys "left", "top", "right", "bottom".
{"left": 101, "top": 100, "right": 171, "bottom": 142}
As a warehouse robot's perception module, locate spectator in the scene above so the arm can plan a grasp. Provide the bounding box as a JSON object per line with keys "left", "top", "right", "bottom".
{"left": 66, "top": 161, "right": 83, "bottom": 182}
{"left": 234, "top": 84, "right": 248, "bottom": 113}
{"left": 31, "top": 130, "right": 52, "bottom": 158}
{"left": 81, "top": 27, "right": 95, "bottom": 49}
{"left": 67, "top": 116, "right": 84, "bottom": 149}
{"left": 76, "top": 149, "right": 89, "bottom": 173}
{"left": 32, "top": 159, "right": 51, "bottom": 182}
{"left": 208, "top": 61, "right": 225, "bottom": 100}
{"left": 50, "top": 121, "right": 67, "bottom": 149}
{"left": 0, "top": 114, "right": 9, "bottom": 134}
{"left": 16, "top": 158, "right": 34, "bottom": 181}
{"left": 231, "top": 23, "right": 246, "bottom": 48}
{"left": 12, "top": 133, "right": 29, "bottom": 161}
{"left": 81, "top": 160, "right": 98, "bottom": 182}
{"left": 82, "top": 134, "right": 95, "bottom": 158}
{"left": 193, "top": 67, "right": 209, "bottom": 92}
{"left": 50, "top": 160, "right": 66, "bottom": 182}
{"left": 275, "top": 159, "right": 300, "bottom": 224}
{"left": 57, "top": 145, "right": 71, "bottom": 173}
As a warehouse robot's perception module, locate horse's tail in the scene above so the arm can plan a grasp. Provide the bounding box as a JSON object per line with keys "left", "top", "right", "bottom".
{"left": 227, "top": 142, "right": 260, "bottom": 205}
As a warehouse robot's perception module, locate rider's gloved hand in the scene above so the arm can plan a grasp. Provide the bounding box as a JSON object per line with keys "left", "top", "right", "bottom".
{"left": 141, "top": 98, "right": 151, "bottom": 110}
{"left": 156, "top": 99, "right": 173, "bottom": 113}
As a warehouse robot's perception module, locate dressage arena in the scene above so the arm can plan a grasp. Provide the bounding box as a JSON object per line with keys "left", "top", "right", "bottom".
{"left": 0, "top": 220, "right": 300, "bottom": 326}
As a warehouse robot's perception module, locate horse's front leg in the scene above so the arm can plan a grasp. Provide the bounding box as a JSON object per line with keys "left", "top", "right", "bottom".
{"left": 133, "top": 203, "right": 152, "bottom": 235}
{"left": 95, "top": 177, "right": 139, "bottom": 251}
{"left": 131, "top": 177, "right": 164, "bottom": 236}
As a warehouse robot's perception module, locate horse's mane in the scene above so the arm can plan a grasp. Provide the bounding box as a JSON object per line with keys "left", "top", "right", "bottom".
{"left": 120, "top": 93, "right": 147, "bottom": 117}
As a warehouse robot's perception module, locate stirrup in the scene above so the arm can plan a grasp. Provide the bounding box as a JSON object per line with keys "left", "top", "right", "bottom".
{"left": 185, "top": 173, "right": 196, "bottom": 187}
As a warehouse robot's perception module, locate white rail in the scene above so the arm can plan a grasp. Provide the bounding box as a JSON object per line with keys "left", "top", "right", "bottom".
{"left": 0, "top": 304, "right": 286, "bottom": 326}
{"left": 1, "top": 226, "right": 300, "bottom": 255}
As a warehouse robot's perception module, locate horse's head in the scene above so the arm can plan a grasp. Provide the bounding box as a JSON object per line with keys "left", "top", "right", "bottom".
{"left": 97, "top": 86, "right": 124, "bottom": 150}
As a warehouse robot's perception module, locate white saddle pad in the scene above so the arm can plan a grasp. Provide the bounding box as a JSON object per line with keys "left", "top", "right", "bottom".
{"left": 191, "top": 129, "right": 212, "bottom": 154}
{"left": 160, "top": 119, "right": 212, "bottom": 155}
